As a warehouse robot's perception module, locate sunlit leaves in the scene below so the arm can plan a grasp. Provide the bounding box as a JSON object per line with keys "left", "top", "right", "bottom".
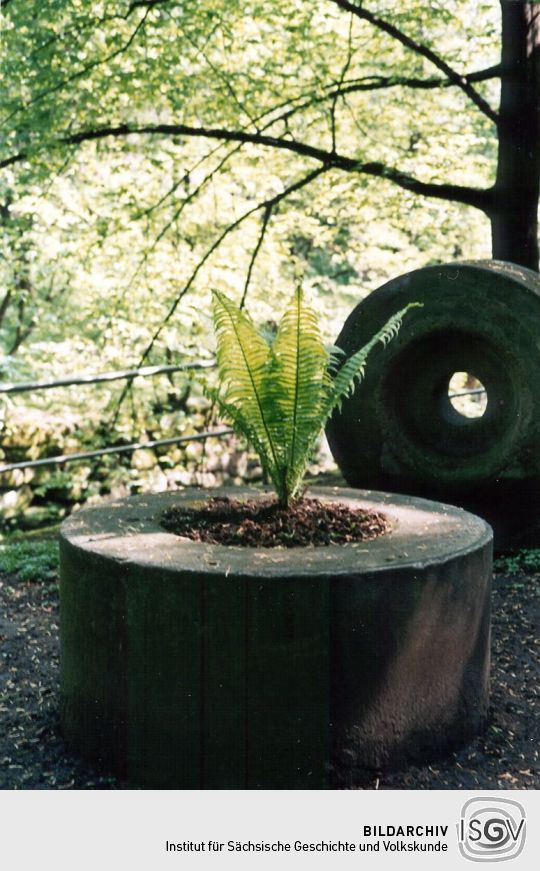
{"left": 0, "top": 0, "right": 499, "bottom": 437}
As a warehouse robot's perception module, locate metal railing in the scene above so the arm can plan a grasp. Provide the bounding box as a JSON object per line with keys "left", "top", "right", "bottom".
{"left": 0, "top": 360, "right": 487, "bottom": 477}
{"left": 0, "top": 360, "right": 215, "bottom": 395}
{"left": 447, "top": 387, "right": 486, "bottom": 399}
{"left": 0, "top": 429, "right": 234, "bottom": 474}
{"left": 0, "top": 358, "right": 230, "bottom": 476}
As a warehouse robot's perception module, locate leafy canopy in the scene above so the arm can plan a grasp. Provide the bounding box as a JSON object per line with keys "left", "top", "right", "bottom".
{"left": 0, "top": 1, "right": 495, "bottom": 382}
{"left": 211, "top": 288, "right": 419, "bottom": 507}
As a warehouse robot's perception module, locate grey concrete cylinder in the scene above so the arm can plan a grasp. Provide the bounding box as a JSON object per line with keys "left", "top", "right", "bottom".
{"left": 59, "top": 487, "right": 492, "bottom": 788}
{"left": 326, "top": 260, "right": 540, "bottom": 548}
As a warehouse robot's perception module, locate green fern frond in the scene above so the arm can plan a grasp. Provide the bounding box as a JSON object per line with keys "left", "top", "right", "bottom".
{"left": 211, "top": 290, "right": 283, "bottom": 482}
{"left": 207, "top": 387, "right": 277, "bottom": 483}
{"left": 210, "top": 289, "right": 421, "bottom": 508}
{"left": 270, "top": 287, "right": 329, "bottom": 499}
{"left": 322, "top": 303, "right": 422, "bottom": 423}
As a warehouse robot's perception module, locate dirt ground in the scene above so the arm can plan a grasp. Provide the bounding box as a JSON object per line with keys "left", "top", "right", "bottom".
{"left": 0, "top": 561, "right": 538, "bottom": 790}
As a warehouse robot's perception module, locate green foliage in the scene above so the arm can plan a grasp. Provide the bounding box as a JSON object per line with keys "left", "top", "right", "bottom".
{"left": 494, "top": 549, "right": 540, "bottom": 576}
{"left": 211, "top": 287, "right": 418, "bottom": 506}
{"left": 0, "top": 0, "right": 497, "bottom": 375}
{"left": 0, "top": 1, "right": 500, "bottom": 525}
{"left": 0, "top": 538, "right": 59, "bottom": 582}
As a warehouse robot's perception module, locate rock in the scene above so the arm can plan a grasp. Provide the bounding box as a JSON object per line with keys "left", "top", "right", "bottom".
{"left": 185, "top": 442, "right": 204, "bottom": 461}
{"left": 131, "top": 448, "right": 157, "bottom": 471}
{"left": 20, "top": 505, "right": 65, "bottom": 529}
{"left": 0, "top": 486, "right": 33, "bottom": 518}
{"left": 327, "top": 260, "right": 540, "bottom": 549}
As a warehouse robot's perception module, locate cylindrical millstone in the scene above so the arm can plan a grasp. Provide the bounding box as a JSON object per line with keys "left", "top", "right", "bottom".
{"left": 326, "top": 260, "right": 540, "bottom": 547}
{"left": 59, "top": 487, "right": 492, "bottom": 788}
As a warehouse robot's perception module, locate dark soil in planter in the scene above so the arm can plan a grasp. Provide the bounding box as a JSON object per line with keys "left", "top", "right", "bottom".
{"left": 0, "top": 559, "right": 538, "bottom": 790}
{"left": 160, "top": 495, "right": 390, "bottom": 547}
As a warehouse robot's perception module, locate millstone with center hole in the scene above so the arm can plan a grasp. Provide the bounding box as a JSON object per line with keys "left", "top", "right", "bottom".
{"left": 326, "top": 260, "right": 540, "bottom": 549}
{"left": 59, "top": 487, "right": 492, "bottom": 789}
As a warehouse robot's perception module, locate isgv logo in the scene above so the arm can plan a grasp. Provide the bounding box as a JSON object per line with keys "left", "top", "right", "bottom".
{"left": 458, "top": 797, "right": 526, "bottom": 862}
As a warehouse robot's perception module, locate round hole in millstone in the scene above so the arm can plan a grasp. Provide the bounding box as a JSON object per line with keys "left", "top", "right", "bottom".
{"left": 448, "top": 371, "right": 488, "bottom": 419}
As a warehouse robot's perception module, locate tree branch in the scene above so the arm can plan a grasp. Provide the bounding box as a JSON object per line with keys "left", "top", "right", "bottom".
{"left": 331, "top": 13, "right": 355, "bottom": 152}
{"left": 6, "top": 293, "right": 36, "bottom": 356}
{"left": 265, "top": 66, "right": 502, "bottom": 140}
{"left": 107, "top": 140, "right": 244, "bottom": 323}
{"left": 7, "top": 315, "right": 36, "bottom": 356}
{"left": 128, "top": 0, "right": 171, "bottom": 10}
{"left": 240, "top": 205, "right": 273, "bottom": 309}
{"left": 357, "top": 161, "right": 493, "bottom": 210}
{"left": 140, "top": 166, "right": 329, "bottom": 363}
{"left": 334, "top": 64, "right": 503, "bottom": 94}
{"left": 0, "top": 290, "right": 12, "bottom": 328}
{"left": 327, "top": 0, "right": 499, "bottom": 123}
{"left": 110, "top": 166, "right": 328, "bottom": 423}
{"left": 1, "top": 10, "right": 152, "bottom": 130}
{"left": 1, "top": 120, "right": 492, "bottom": 210}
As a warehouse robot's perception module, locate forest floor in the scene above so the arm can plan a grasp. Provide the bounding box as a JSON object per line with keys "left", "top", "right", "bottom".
{"left": 0, "top": 534, "right": 538, "bottom": 790}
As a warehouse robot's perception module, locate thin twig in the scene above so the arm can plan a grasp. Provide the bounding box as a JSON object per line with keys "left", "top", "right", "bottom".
{"left": 240, "top": 205, "right": 273, "bottom": 310}
{"left": 327, "top": 0, "right": 498, "bottom": 123}
{"left": 109, "top": 165, "right": 328, "bottom": 425}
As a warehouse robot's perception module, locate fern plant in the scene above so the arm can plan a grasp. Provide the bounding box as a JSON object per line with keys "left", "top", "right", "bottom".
{"left": 211, "top": 288, "right": 419, "bottom": 508}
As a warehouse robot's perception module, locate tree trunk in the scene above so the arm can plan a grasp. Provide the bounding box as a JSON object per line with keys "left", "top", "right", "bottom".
{"left": 491, "top": 1, "right": 540, "bottom": 270}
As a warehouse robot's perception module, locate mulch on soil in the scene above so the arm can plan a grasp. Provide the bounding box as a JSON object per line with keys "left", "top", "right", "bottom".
{"left": 160, "top": 495, "right": 390, "bottom": 547}
{"left": 0, "top": 561, "right": 538, "bottom": 790}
